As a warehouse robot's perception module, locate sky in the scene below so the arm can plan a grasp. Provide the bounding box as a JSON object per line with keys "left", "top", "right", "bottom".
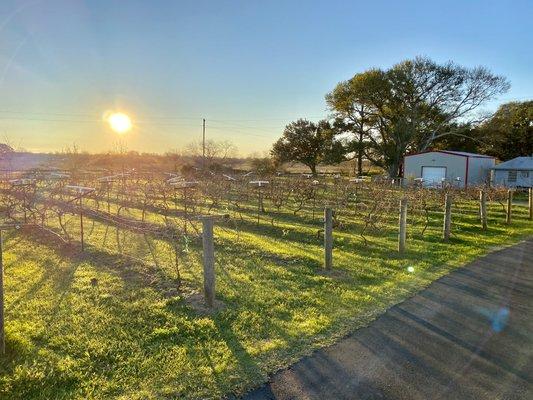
{"left": 0, "top": 0, "right": 531, "bottom": 155}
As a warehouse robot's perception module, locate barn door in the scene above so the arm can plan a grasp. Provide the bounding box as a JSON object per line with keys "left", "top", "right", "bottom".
{"left": 422, "top": 167, "right": 446, "bottom": 187}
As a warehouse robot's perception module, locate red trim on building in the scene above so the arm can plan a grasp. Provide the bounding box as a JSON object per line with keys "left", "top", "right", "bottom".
{"left": 436, "top": 150, "right": 468, "bottom": 158}
{"left": 465, "top": 156, "right": 469, "bottom": 188}
{"left": 404, "top": 150, "right": 438, "bottom": 158}
{"left": 404, "top": 150, "right": 495, "bottom": 159}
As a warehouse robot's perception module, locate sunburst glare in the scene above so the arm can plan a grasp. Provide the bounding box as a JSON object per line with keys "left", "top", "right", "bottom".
{"left": 105, "top": 112, "right": 132, "bottom": 134}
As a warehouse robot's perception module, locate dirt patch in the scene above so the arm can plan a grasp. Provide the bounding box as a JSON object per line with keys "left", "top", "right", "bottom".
{"left": 315, "top": 269, "right": 349, "bottom": 280}
{"left": 184, "top": 291, "right": 226, "bottom": 315}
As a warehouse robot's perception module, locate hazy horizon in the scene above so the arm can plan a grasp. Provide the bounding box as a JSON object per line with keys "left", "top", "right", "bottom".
{"left": 1, "top": 0, "right": 531, "bottom": 155}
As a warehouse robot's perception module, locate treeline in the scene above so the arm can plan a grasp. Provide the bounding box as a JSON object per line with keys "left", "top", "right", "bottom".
{"left": 0, "top": 145, "right": 243, "bottom": 175}
{"left": 271, "top": 57, "right": 532, "bottom": 177}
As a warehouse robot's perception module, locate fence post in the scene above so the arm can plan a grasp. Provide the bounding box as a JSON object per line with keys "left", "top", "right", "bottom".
{"left": 480, "top": 190, "right": 488, "bottom": 231}
{"left": 398, "top": 198, "right": 407, "bottom": 254}
{"left": 443, "top": 194, "right": 452, "bottom": 241}
{"left": 0, "top": 230, "right": 4, "bottom": 355}
{"left": 259, "top": 188, "right": 265, "bottom": 213}
{"left": 529, "top": 187, "right": 533, "bottom": 221}
{"left": 22, "top": 192, "right": 27, "bottom": 224}
{"left": 257, "top": 189, "right": 262, "bottom": 224}
{"left": 201, "top": 217, "right": 215, "bottom": 308}
{"left": 506, "top": 189, "right": 513, "bottom": 224}
{"left": 324, "top": 207, "right": 333, "bottom": 270}
{"left": 79, "top": 196, "right": 85, "bottom": 251}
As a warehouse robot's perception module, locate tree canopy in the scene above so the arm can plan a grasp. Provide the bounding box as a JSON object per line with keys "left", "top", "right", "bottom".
{"left": 326, "top": 57, "right": 510, "bottom": 176}
{"left": 433, "top": 101, "right": 533, "bottom": 160}
{"left": 477, "top": 101, "right": 532, "bottom": 160}
{"left": 271, "top": 119, "right": 344, "bottom": 175}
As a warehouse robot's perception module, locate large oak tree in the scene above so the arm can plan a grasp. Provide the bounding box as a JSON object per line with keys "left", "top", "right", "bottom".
{"left": 326, "top": 57, "right": 510, "bottom": 177}
{"left": 271, "top": 119, "right": 344, "bottom": 175}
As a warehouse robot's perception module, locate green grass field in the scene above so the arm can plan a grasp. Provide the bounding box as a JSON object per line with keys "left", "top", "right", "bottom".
{"left": 1, "top": 188, "right": 531, "bottom": 399}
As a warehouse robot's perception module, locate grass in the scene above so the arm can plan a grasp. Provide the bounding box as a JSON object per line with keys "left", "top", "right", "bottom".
{"left": 0, "top": 193, "right": 532, "bottom": 399}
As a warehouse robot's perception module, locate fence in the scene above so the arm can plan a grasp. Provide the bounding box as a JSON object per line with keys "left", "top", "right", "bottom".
{"left": 0, "top": 170, "right": 531, "bottom": 346}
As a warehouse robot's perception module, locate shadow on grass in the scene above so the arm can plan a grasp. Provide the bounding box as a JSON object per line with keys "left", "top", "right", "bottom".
{"left": 17, "top": 226, "right": 186, "bottom": 296}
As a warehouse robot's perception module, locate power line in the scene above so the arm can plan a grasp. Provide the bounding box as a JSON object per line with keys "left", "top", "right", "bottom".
{"left": 0, "top": 116, "right": 97, "bottom": 123}
{"left": 0, "top": 109, "right": 328, "bottom": 123}
{"left": 207, "top": 126, "right": 273, "bottom": 139}
{"left": 0, "top": 115, "right": 204, "bottom": 127}
{"left": 0, "top": 114, "right": 277, "bottom": 139}
{"left": 209, "top": 116, "right": 327, "bottom": 122}
{"left": 0, "top": 110, "right": 98, "bottom": 118}
{"left": 0, "top": 95, "right": 529, "bottom": 123}
{"left": 0, "top": 110, "right": 205, "bottom": 120}
{"left": 207, "top": 120, "right": 283, "bottom": 132}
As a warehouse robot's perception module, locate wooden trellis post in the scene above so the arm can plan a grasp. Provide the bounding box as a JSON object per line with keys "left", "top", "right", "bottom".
{"left": 398, "top": 198, "right": 407, "bottom": 254}
{"left": 22, "top": 192, "right": 27, "bottom": 223}
{"left": 506, "top": 189, "right": 513, "bottom": 224}
{"left": 97, "top": 175, "right": 117, "bottom": 214}
{"left": 9, "top": 179, "right": 35, "bottom": 224}
{"left": 443, "top": 194, "right": 452, "bottom": 241}
{"left": 0, "top": 224, "right": 21, "bottom": 356}
{"left": 169, "top": 181, "right": 199, "bottom": 235}
{"left": 0, "top": 229, "right": 4, "bottom": 355}
{"left": 324, "top": 207, "right": 333, "bottom": 270}
{"left": 66, "top": 186, "right": 96, "bottom": 251}
{"left": 528, "top": 188, "right": 533, "bottom": 221}
{"left": 79, "top": 196, "right": 85, "bottom": 251}
{"left": 480, "top": 190, "right": 488, "bottom": 231}
{"left": 201, "top": 217, "right": 215, "bottom": 308}
{"left": 249, "top": 181, "right": 269, "bottom": 224}
{"left": 199, "top": 214, "right": 229, "bottom": 308}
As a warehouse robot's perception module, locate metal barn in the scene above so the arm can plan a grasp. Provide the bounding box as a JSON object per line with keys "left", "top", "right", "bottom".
{"left": 403, "top": 150, "right": 495, "bottom": 188}
{"left": 491, "top": 156, "right": 533, "bottom": 188}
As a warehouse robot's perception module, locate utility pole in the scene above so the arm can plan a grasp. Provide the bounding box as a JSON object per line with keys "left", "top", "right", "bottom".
{"left": 202, "top": 118, "right": 206, "bottom": 170}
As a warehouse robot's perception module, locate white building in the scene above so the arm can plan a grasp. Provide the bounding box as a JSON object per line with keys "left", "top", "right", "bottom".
{"left": 403, "top": 150, "right": 495, "bottom": 188}
{"left": 491, "top": 156, "right": 533, "bottom": 188}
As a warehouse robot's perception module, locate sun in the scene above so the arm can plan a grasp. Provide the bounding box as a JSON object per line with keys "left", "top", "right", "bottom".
{"left": 107, "top": 112, "right": 132, "bottom": 134}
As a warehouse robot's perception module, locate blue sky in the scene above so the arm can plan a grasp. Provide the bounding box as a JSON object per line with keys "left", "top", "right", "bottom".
{"left": 0, "top": 0, "right": 531, "bottom": 154}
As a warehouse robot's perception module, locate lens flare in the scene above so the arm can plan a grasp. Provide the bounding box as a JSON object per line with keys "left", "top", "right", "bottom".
{"left": 106, "top": 112, "right": 132, "bottom": 133}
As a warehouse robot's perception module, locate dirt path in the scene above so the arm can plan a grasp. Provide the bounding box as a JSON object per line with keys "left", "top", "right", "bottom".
{"left": 243, "top": 239, "right": 533, "bottom": 400}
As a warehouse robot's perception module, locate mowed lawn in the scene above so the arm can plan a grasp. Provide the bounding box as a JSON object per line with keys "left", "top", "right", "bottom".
{"left": 0, "top": 196, "right": 532, "bottom": 399}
